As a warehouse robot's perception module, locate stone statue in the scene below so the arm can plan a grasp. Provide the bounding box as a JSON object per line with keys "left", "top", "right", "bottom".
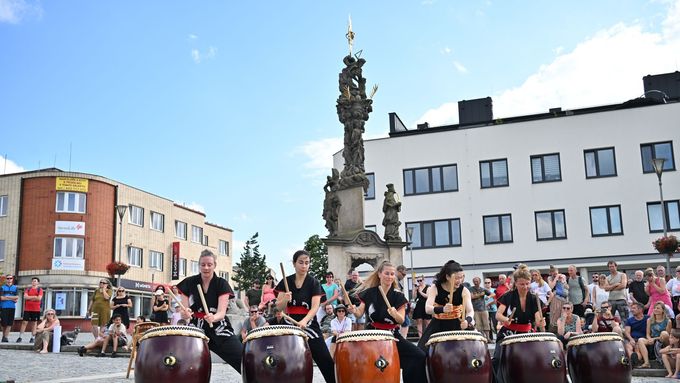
{"left": 323, "top": 169, "right": 342, "bottom": 237}
{"left": 382, "top": 183, "right": 402, "bottom": 242}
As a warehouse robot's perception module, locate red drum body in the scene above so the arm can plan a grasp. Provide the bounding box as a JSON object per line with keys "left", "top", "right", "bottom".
{"left": 426, "top": 331, "right": 491, "bottom": 383}
{"left": 135, "top": 326, "right": 211, "bottom": 383}
{"left": 499, "top": 332, "right": 567, "bottom": 383}
{"left": 567, "top": 333, "right": 631, "bottom": 383}
{"left": 334, "top": 330, "right": 400, "bottom": 383}
{"left": 242, "top": 325, "right": 313, "bottom": 383}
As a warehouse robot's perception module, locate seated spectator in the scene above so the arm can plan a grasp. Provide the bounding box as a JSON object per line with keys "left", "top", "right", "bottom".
{"left": 659, "top": 329, "right": 680, "bottom": 378}
{"left": 170, "top": 304, "right": 182, "bottom": 325}
{"left": 638, "top": 301, "right": 672, "bottom": 368}
{"left": 136, "top": 315, "right": 146, "bottom": 323}
{"left": 99, "top": 314, "right": 128, "bottom": 357}
{"left": 592, "top": 303, "right": 622, "bottom": 336}
{"left": 33, "top": 309, "right": 60, "bottom": 354}
{"left": 176, "top": 319, "right": 188, "bottom": 326}
{"left": 625, "top": 302, "right": 650, "bottom": 367}
{"left": 241, "top": 306, "right": 267, "bottom": 340}
{"left": 556, "top": 302, "right": 582, "bottom": 347}
{"left": 328, "top": 304, "right": 352, "bottom": 355}
{"left": 78, "top": 326, "right": 110, "bottom": 356}
{"left": 319, "top": 303, "right": 335, "bottom": 339}
{"left": 267, "top": 307, "right": 286, "bottom": 326}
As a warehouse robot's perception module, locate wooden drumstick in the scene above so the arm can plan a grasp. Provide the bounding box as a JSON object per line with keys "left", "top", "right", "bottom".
{"left": 535, "top": 294, "right": 544, "bottom": 330}
{"left": 281, "top": 312, "right": 301, "bottom": 327}
{"left": 378, "top": 285, "right": 392, "bottom": 309}
{"left": 196, "top": 284, "right": 213, "bottom": 328}
{"left": 167, "top": 289, "right": 187, "bottom": 311}
{"left": 448, "top": 280, "right": 455, "bottom": 304}
{"left": 340, "top": 283, "right": 352, "bottom": 306}
{"left": 507, "top": 307, "right": 517, "bottom": 323}
{"left": 460, "top": 289, "right": 466, "bottom": 321}
{"left": 280, "top": 263, "right": 290, "bottom": 292}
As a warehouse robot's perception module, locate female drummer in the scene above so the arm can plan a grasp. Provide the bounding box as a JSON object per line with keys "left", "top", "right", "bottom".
{"left": 417, "top": 260, "right": 474, "bottom": 351}
{"left": 347, "top": 260, "right": 427, "bottom": 383}
{"left": 275, "top": 250, "right": 336, "bottom": 383}
{"left": 177, "top": 250, "right": 242, "bottom": 374}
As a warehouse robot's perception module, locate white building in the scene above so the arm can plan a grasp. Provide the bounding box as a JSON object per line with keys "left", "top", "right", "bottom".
{"left": 333, "top": 72, "right": 680, "bottom": 287}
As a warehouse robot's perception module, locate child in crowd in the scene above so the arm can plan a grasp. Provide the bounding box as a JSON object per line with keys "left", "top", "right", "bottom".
{"left": 99, "top": 314, "right": 127, "bottom": 357}
{"left": 171, "top": 304, "right": 182, "bottom": 325}
{"left": 659, "top": 330, "right": 680, "bottom": 378}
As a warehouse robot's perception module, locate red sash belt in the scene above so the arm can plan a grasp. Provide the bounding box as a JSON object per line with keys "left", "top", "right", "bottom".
{"left": 194, "top": 312, "right": 206, "bottom": 318}
{"left": 505, "top": 323, "right": 532, "bottom": 332}
{"left": 371, "top": 322, "right": 399, "bottom": 330}
{"left": 287, "top": 306, "right": 309, "bottom": 315}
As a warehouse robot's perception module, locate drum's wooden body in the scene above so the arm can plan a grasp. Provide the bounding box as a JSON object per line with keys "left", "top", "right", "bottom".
{"left": 426, "top": 331, "right": 491, "bottom": 383}
{"left": 567, "top": 333, "right": 631, "bottom": 383}
{"left": 499, "top": 332, "right": 567, "bottom": 383}
{"left": 334, "top": 330, "right": 400, "bottom": 383}
{"left": 135, "top": 326, "right": 211, "bottom": 383}
{"left": 242, "top": 325, "right": 312, "bottom": 383}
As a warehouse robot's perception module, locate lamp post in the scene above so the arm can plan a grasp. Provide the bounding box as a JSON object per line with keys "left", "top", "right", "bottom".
{"left": 651, "top": 158, "right": 670, "bottom": 272}
{"left": 406, "top": 226, "right": 415, "bottom": 301}
{"left": 115, "top": 205, "right": 128, "bottom": 288}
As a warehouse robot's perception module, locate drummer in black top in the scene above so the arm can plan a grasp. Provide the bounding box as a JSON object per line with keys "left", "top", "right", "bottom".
{"left": 275, "top": 250, "right": 336, "bottom": 383}
{"left": 493, "top": 264, "right": 546, "bottom": 382}
{"left": 418, "top": 260, "right": 474, "bottom": 351}
{"left": 347, "top": 260, "right": 427, "bottom": 383}
{"left": 177, "top": 250, "right": 242, "bottom": 374}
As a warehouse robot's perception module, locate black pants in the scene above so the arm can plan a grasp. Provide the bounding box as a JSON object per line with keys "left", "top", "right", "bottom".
{"left": 394, "top": 331, "right": 427, "bottom": 383}
{"left": 209, "top": 334, "right": 242, "bottom": 373}
{"left": 308, "top": 335, "right": 336, "bottom": 383}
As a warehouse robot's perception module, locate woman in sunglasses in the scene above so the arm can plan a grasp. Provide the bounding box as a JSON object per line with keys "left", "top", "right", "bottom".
{"left": 259, "top": 275, "right": 277, "bottom": 316}
{"left": 412, "top": 276, "right": 431, "bottom": 338}
{"left": 110, "top": 287, "right": 132, "bottom": 329}
{"left": 328, "top": 304, "right": 352, "bottom": 356}
{"left": 87, "top": 279, "right": 112, "bottom": 338}
{"left": 34, "top": 309, "right": 60, "bottom": 354}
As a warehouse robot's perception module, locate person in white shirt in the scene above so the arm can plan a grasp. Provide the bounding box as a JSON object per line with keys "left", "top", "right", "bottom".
{"left": 100, "top": 314, "right": 127, "bottom": 357}
{"left": 666, "top": 266, "right": 680, "bottom": 317}
{"left": 171, "top": 304, "right": 182, "bottom": 325}
{"left": 328, "top": 304, "right": 352, "bottom": 356}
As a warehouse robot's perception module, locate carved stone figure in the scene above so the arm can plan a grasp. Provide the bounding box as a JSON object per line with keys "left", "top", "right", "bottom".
{"left": 323, "top": 169, "right": 342, "bottom": 237}
{"left": 382, "top": 184, "right": 402, "bottom": 242}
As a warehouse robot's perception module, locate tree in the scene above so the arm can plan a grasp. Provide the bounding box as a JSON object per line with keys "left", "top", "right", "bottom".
{"left": 305, "top": 234, "right": 328, "bottom": 282}
{"left": 232, "top": 232, "right": 269, "bottom": 293}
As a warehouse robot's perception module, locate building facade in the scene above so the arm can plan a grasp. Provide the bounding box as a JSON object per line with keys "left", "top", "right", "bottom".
{"left": 334, "top": 72, "right": 680, "bottom": 292}
{"left": 0, "top": 169, "right": 233, "bottom": 328}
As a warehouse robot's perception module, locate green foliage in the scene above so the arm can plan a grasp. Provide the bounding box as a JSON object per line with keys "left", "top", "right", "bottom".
{"left": 232, "top": 232, "right": 269, "bottom": 292}
{"left": 305, "top": 234, "right": 328, "bottom": 282}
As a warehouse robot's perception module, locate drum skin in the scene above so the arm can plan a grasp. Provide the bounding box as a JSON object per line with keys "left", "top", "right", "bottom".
{"left": 499, "top": 333, "right": 567, "bottom": 383}
{"left": 135, "top": 330, "right": 211, "bottom": 383}
{"left": 335, "top": 331, "right": 400, "bottom": 383}
{"left": 242, "top": 326, "right": 313, "bottom": 383}
{"left": 566, "top": 333, "right": 631, "bottom": 383}
{"left": 427, "top": 332, "right": 491, "bottom": 383}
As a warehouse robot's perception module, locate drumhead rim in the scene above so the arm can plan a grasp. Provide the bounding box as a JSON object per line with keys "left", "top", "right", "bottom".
{"left": 500, "top": 332, "right": 559, "bottom": 345}
{"left": 336, "top": 330, "right": 395, "bottom": 343}
{"left": 567, "top": 332, "right": 623, "bottom": 347}
{"left": 425, "top": 330, "right": 488, "bottom": 346}
{"left": 139, "top": 326, "right": 209, "bottom": 342}
{"left": 243, "top": 325, "right": 308, "bottom": 342}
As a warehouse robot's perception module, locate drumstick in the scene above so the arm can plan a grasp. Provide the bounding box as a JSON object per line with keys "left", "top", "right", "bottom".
{"left": 196, "top": 284, "right": 213, "bottom": 328}
{"left": 460, "top": 288, "right": 466, "bottom": 321}
{"left": 340, "top": 283, "right": 352, "bottom": 306}
{"left": 281, "top": 312, "right": 301, "bottom": 327}
{"left": 167, "top": 289, "right": 186, "bottom": 311}
{"left": 378, "top": 285, "right": 392, "bottom": 309}
{"left": 535, "top": 294, "right": 544, "bottom": 330}
{"left": 448, "top": 280, "right": 454, "bottom": 304}
{"left": 280, "top": 263, "right": 290, "bottom": 292}
{"left": 507, "top": 307, "right": 517, "bottom": 323}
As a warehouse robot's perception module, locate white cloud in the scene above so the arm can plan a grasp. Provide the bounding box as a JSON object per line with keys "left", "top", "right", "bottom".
{"left": 176, "top": 201, "right": 205, "bottom": 213}
{"left": 416, "top": 1, "right": 680, "bottom": 127}
{"left": 188, "top": 34, "right": 198, "bottom": 40}
{"left": 453, "top": 60, "right": 468, "bottom": 74}
{"left": 0, "top": 157, "right": 25, "bottom": 174}
{"left": 553, "top": 46, "right": 564, "bottom": 55}
{"left": 0, "top": 0, "right": 42, "bottom": 24}
{"left": 294, "top": 137, "right": 343, "bottom": 178}
{"left": 440, "top": 47, "right": 452, "bottom": 55}
{"left": 191, "top": 46, "right": 217, "bottom": 64}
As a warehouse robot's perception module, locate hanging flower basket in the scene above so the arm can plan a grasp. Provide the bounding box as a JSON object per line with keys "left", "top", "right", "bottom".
{"left": 653, "top": 235, "right": 679, "bottom": 255}
{"left": 106, "top": 261, "right": 130, "bottom": 277}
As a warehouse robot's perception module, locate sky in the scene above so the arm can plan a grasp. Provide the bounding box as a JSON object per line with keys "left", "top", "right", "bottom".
{"left": 2, "top": 0, "right": 680, "bottom": 272}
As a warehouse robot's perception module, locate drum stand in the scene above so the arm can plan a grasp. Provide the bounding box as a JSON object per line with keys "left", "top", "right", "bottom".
{"left": 126, "top": 322, "right": 160, "bottom": 379}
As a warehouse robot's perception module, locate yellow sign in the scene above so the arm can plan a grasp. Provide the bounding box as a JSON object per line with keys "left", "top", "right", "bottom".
{"left": 56, "top": 177, "right": 89, "bottom": 192}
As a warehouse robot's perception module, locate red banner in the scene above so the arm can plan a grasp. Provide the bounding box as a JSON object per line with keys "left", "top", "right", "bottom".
{"left": 171, "top": 242, "right": 180, "bottom": 280}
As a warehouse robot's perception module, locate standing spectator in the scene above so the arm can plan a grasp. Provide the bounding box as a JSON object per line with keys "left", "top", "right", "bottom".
{"left": 638, "top": 301, "right": 672, "bottom": 368}
{"left": 548, "top": 266, "right": 568, "bottom": 332}
{"left": 587, "top": 273, "right": 600, "bottom": 295}
{"left": 592, "top": 303, "right": 622, "bottom": 335}
{"left": 259, "top": 276, "right": 277, "bottom": 316}
{"left": 240, "top": 306, "right": 267, "bottom": 340}
{"left": 396, "top": 265, "right": 410, "bottom": 337}
{"left": 109, "top": 286, "right": 132, "bottom": 329}
{"left": 170, "top": 304, "right": 182, "bottom": 325}
{"left": 33, "top": 309, "right": 60, "bottom": 354}
{"left": 412, "top": 277, "right": 431, "bottom": 337}
{"left": 591, "top": 275, "right": 610, "bottom": 310}
{"left": 530, "top": 270, "right": 552, "bottom": 326}
{"left": 624, "top": 302, "right": 649, "bottom": 366}
{"left": 605, "top": 261, "right": 629, "bottom": 320}
{"left": 566, "top": 265, "right": 590, "bottom": 318}
{"left": 87, "top": 278, "right": 112, "bottom": 338}
{"left": 470, "top": 277, "right": 492, "bottom": 340}
{"left": 495, "top": 274, "right": 509, "bottom": 301}
{"left": 645, "top": 268, "right": 672, "bottom": 316}
{"left": 1, "top": 274, "right": 19, "bottom": 342}
{"left": 344, "top": 270, "right": 362, "bottom": 331}
{"left": 556, "top": 302, "right": 582, "bottom": 347}
{"left": 99, "top": 314, "right": 127, "bottom": 357}
{"left": 629, "top": 270, "right": 650, "bottom": 309}
{"left": 317, "top": 272, "right": 340, "bottom": 322}
{"left": 319, "top": 303, "right": 335, "bottom": 338}
{"left": 658, "top": 265, "right": 670, "bottom": 283}
{"left": 152, "top": 289, "right": 170, "bottom": 324}
{"left": 267, "top": 307, "right": 286, "bottom": 325}
{"left": 667, "top": 266, "right": 680, "bottom": 317}
{"left": 484, "top": 278, "right": 497, "bottom": 340}
{"left": 18, "top": 277, "right": 43, "bottom": 343}
{"left": 244, "top": 280, "right": 262, "bottom": 309}
{"left": 329, "top": 304, "right": 352, "bottom": 355}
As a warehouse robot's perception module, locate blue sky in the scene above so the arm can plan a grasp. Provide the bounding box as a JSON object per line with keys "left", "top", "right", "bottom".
{"left": 2, "top": 0, "right": 680, "bottom": 272}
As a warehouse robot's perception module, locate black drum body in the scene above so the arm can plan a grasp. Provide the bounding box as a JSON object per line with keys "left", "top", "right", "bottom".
{"left": 242, "top": 325, "right": 313, "bottom": 383}
{"left": 499, "top": 332, "right": 567, "bottom": 383}
{"left": 426, "top": 331, "right": 491, "bottom": 383}
{"left": 567, "top": 333, "right": 631, "bottom": 383}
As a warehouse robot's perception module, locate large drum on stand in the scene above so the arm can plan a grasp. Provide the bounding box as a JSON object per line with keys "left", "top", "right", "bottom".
{"left": 498, "top": 332, "right": 567, "bottom": 383}
{"left": 135, "top": 326, "right": 211, "bottom": 383}
{"left": 334, "top": 330, "right": 400, "bottom": 383}
{"left": 566, "top": 332, "right": 631, "bottom": 383}
{"left": 242, "top": 325, "right": 313, "bottom": 383}
{"left": 426, "top": 331, "right": 491, "bottom": 383}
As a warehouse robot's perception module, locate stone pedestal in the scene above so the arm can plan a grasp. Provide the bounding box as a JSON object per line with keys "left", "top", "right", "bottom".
{"left": 336, "top": 186, "right": 365, "bottom": 236}
{"left": 325, "top": 230, "right": 406, "bottom": 278}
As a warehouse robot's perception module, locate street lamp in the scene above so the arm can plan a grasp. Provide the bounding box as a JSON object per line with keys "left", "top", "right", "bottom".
{"left": 115, "top": 205, "right": 128, "bottom": 288}
{"left": 651, "top": 158, "right": 670, "bottom": 272}
{"left": 406, "top": 226, "right": 415, "bottom": 301}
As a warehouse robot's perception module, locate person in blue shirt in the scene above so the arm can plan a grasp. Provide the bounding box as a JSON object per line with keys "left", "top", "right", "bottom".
{"left": 624, "top": 302, "right": 650, "bottom": 367}
{"left": 1, "top": 275, "right": 19, "bottom": 342}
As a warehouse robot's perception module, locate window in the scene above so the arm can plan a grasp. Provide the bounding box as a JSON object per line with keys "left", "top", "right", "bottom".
{"left": 179, "top": 258, "right": 187, "bottom": 277}
{"left": 647, "top": 200, "right": 680, "bottom": 232}
{"left": 140, "top": 296, "right": 153, "bottom": 318}
{"left": 203, "top": 235, "right": 209, "bottom": 246}
{"left": 219, "top": 271, "right": 229, "bottom": 280}
{"left": 150, "top": 212, "right": 164, "bottom": 232}
{"left": 149, "top": 251, "right": 164, "bottom": 271}
{"left": 589, "top": 205, "right": 623, "bottom": 236}
{"left": 641, "top": 141, "right": 675, "bottom": 173}
{"left": 219, "top": 240, "right": 229, "bottom": 256}
{"left": 128, "top": 246, "right": 143, "bottom": 267}
{"left": 483, "top": 214, "right": 513, "bottom": 244}
{"left": 175, "top": 221, "right": 187, "bottom": 240}
{"left": 364, "top": 173, "right": 375, "bottom": 199}
{"left": 404, "top": 164, "right": 458, "bottom": 195}
{"left": 405, "top": 219, "right": 461, "bottom": 249}
{"left": 129, "top": 205, "right": 144, "bottom": 226}
{"left": 584, "top": 147, "right": 617, "bottom": 178}
{"left": 191, "top": 260, "right": 199, "bottom": 274}
{"left": 535, "top": 210, "right": 567, "bottom": 240}
{"left": 56, "top": 192, "right": 86, "bottom": 213}
{"left": 53, "top": 237, "right": 84, "bottom": 258}
{"left": 52, "top": 289, "right": 83, "bottom": 317}
{"left": 365, "top": 225, "right": 377, "bottom": 232}
{"left": 0, "top": 195, "right": 7, "bottom": 216}
{"left": 0, "top": 239, "right": 4, "bottom": 262}
{"left": 531, "top": 154, "right": 561, "bottom": 183}
{"left": 192, "top": 226, "right": 203, "bottom": 243}
{"left": 479, "top": 160, "right": 508, "bottom": 188}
